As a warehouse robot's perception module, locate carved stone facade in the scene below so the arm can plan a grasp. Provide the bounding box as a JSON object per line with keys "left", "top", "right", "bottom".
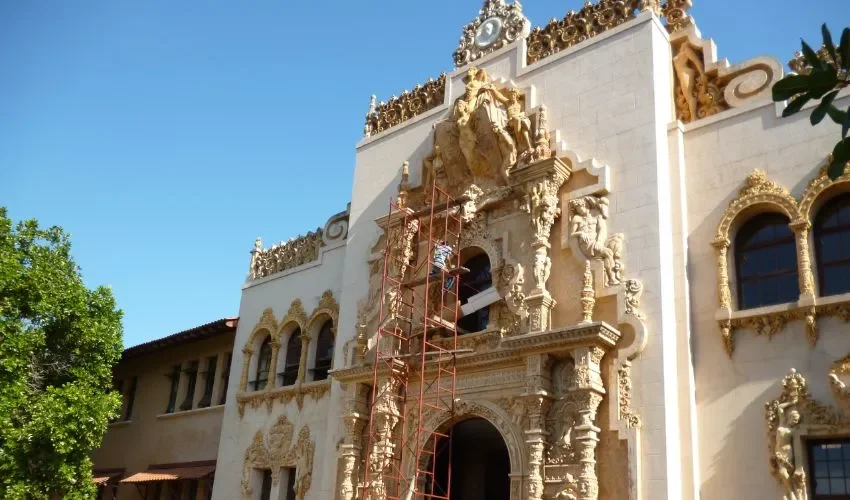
{"left": 241, "top": 416, "right": 315, "bottom": 500}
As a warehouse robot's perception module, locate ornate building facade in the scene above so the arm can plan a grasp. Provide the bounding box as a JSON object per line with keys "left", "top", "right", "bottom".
{"left": 210, "top": 1, "right": 850, "bottom": 499}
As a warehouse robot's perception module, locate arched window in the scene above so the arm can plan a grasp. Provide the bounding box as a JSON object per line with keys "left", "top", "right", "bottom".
{"left": 312, "top": 320, "right": 335, "bottom": 381}
{"left": 815, "top": 194, "right": 850, "bottom": 296}
{"left": 279, "top": 329, "right": 301, "bottom": 386}
{"left": 252, "top": 337, "right": 272, "bottom": 391}
{"left": 735, "top": 213, "right": 799, "bottom": 309}
{"left": 458, "top": 253, "right": 492, "bottom": 333}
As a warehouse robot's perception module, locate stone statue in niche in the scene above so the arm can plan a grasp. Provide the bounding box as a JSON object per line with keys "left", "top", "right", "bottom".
{"left": 569, "top": 196, "right": 623, "bottom": 286}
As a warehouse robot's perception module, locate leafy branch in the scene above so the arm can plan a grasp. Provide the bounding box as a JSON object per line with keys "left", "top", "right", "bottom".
{"left": 772, "top": 24, "right": 850, "bottom": 179}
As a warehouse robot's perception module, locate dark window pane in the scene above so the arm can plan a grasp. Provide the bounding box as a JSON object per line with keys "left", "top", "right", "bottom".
{"left": 815, "top": 444, "right": 828, "bottom": 461}
{"left": 313, "top": 321, "right": 335, "bottom": 381}
{"left": 166, "top": 365, "right": 180, "bottom": 414}
{"left": 198, "top": 356, "right": 217, "bottom": 408}
{"left": 816, "top": 195, "right": 850, "bottom": 297}
{"left": 124, "top": 377, "right": 137, "bottom": 421}
{"left": 280, "top": 329, "right": 302, "bottom": 386}
{"left": 180, "top": 360, "right": 199, "bottom": 411}
{"left": 736, "top": 213, "right": 798, "bottom": 309}
{"left": 818, "top": 461, "right": 830, "bottom": 478}
{"left": 260, "top": 470, "right": 272, "bottom": 500}
{"left": 829, "top": 444, "right": 844, "bottom": 461}
{"left": 252, "top": 338, "right": 273, "bottom": 391}
{"left": 219, "top": 353, "right": 232, "bottom": 405}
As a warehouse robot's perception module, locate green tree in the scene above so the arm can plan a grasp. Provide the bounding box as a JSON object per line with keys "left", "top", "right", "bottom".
{"left": 772, "top": 24, "right": 850, "bottom": 179}
{"left": 0, "top": 207, "right": 123, "bottom": 499}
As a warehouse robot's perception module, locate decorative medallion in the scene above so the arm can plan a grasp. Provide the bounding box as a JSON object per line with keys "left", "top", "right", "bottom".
{"left": 454, "top": 0, "right": 530, "bottom": 68}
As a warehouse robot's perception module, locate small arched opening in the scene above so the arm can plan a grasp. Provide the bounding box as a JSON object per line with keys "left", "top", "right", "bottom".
{"left": 425, "top": 417, "right": 510, "bottom": 500}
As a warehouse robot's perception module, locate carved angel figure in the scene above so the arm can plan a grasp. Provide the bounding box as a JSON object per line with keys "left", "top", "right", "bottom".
{"left": 773, "top": 402, "right": 806, "bottom": 500}
{"left": 672, "top": 42, "right": 704, "bottom": 122}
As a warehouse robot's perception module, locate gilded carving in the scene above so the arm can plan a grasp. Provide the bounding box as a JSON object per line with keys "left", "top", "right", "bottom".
{"left": 424, "top": 67, "right": 556, "bottom": 196}
{"left": 249, "top": 230, "right": 325, "bottom": 281}
{"left": 526, "top": 0, "right": 637, "bottom": 65}
{"left": 241, "top": 416, "right": 315, "bottom": 500}
{"left": 308, "top": 290, "right": 340, "bottom": 333}
{"left": 454, "top": 0, "right": 530, "bottom": 68}
{"left": 236, "top": 381, "right": 331, "bottom": 417}
{"left": 788, "top": 45, "right": 846, "bottom": 76}
{"left": 364, "top": 74, "right": 447, "bottom": 137}
{"left": 279, "top": 299, "right": 309, "bottom": 335}
{"left": 569, "top": 196, "right": 623, "bottom": 286}
{"left": 660, "top": 0, "right": 693, "bottom": 33}
{"left": 671, "top": 32, "right": 780, "bottom": 123}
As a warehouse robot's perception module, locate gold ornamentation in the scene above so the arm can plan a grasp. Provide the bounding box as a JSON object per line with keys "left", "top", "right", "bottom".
{"left": 580, "top": 260, "right": 595, "bottom": 324}
{"left": 454, "top": 0, "right": 530, "bottom": 68}
{"left": 249, "top": 230, "right": 325, "bottom": 281}
{"left": 307, "top": 290, "right": 339, "bottom": 333}
{"left": 788, "top": 45, "right": 846, "bottom": 77}
{"left": 241, "top": 416, "right": 315, "bottom": 500}
{"left": 569, "top": 195, "right": 623, "bottom": 286}
{"left": 364, "top": 74, "right": 446, "bottom": 137}
{"left": 279, "top": 298, "right": 309, "bottom": 334}
{"left": 236, "top": 381, "right": 331, "bottom": 417}
{"left": 526, "top": 0, "right": 638, "bottom": 65}
{"left": 425, "top": 67, "right": 556, "bottom": 196}
{"left": 660, "top": 0, "right": 693, "bottom": 33}
{"left": 671, "top": 35, "right": 780, "bottom": 123}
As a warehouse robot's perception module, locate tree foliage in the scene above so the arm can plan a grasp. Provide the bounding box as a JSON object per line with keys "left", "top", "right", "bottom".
{"left": 772, "top": 24, "right": 850, "bottom": 179}
{"left": 0, "top": 207, "right": 123, "bottom": 499}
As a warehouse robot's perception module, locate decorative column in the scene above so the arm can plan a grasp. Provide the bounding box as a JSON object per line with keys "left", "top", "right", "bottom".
{"left": 711, "top": 237, "right": 732, "bottom": 312}
{"left": 297, "top": 331, "right": 311, "bottom": 384}
{"left": 363, "top": 365, "right": 404, "bottom": 500}
{"left": 510, "top": 157, "right": 571, "bottom": 333}
{"left": 568, "top": 346, "right": 605, "bottom": 500}
{"left": 338, "top": 384, "right": 369, "bottom": 500}
{"left": 266, "top": 338, "right": 281, "bottom": 391}
{"left": 580, "top": 261, "right": 595, "bottom": 324}
{"left": 790, "top": 220, "right": 815, "bottom": 299}
{"left": 521, "top": 354, "right": 552, "bottom": 500}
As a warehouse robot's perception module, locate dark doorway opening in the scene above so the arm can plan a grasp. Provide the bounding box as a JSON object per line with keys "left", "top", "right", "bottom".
{"left": 457, "top": 253, "right": 492, "bottom": 333}
{"left": 427, "top": 417, "right": 510, "bottom": 500}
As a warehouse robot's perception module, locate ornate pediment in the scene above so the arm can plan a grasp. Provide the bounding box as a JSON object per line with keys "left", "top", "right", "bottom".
{"left": 421, "top": 67, "right": 554, "bottom": 199}
{"left": 454, "top": 0, "right": 530, "bottom": 68}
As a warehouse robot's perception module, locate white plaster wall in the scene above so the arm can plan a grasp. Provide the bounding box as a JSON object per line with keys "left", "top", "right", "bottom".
{"left": 212, "top": 243, "right": 346, "bottom": 500}
{"left": 684, "top": 75, "right": 850, "bottom": 498}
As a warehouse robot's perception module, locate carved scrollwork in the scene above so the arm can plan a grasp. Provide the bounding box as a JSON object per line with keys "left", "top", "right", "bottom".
{"left": 241, "top": 416, "right": 315, "bottom": 500}
{"left": 323, "top": 206, "right": 350, "bottom": 244}
{"left": 671, "top": 30, "right": 780, "bottom": 123}
{"left": 364, "top": 74, "right": 447, "bottom": 137}
{"left": 454, "top": 0, "right": 530, "bottom": 68}
{"left": 249, "top": 230, "right": 325, "bottom": 281}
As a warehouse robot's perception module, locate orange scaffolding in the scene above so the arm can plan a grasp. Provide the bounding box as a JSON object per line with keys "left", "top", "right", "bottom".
{"left": 360, "top": 180, "right": 466, "bottom": 500}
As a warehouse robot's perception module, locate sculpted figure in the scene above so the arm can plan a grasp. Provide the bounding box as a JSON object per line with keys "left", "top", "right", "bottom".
{"left": 569, "top": 196, "right": 622, "bottom": 286}
{"left": 773, "top": 401, "right": 806, "bottom": 500}
{"left": 505, "top": 88, "right": 533, "bottom": 155}
{"left": 672, "top": 42, "right": 705, "bottom": 121}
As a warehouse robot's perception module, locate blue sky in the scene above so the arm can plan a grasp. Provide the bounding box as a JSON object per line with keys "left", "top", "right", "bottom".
{"left": 1, "top": 0, "right": 848, "bottom": 348}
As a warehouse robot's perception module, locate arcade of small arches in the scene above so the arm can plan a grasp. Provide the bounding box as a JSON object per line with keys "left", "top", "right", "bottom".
{"left": 714, "top": 162, "right": 850, "bottom": 355}
{"left": 236, "top": 291, "right": 339, "bottom": 416}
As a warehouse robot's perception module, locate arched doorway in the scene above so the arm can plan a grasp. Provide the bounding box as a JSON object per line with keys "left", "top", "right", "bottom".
{"left": 426, "top": 417, "right": 510, "bottom": 500}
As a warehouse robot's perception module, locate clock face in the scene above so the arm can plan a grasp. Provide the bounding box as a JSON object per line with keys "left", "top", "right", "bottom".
{"left": 475, "top": 17, "right": 502, "bottom": 48}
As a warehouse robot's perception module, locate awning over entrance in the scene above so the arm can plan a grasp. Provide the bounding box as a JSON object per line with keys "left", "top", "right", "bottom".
{"left": 120, "top": 465, "right": 215, "bottom": 483}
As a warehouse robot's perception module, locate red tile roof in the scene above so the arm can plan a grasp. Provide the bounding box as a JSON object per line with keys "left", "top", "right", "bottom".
{"left": 122, "top": 318, "right": 238, "bottom": 360}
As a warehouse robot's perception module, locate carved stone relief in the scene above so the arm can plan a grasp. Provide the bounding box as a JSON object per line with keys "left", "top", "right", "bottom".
{"left": 765, "top": 368, "right": 850, "bottom": 500}
{"left": 241, "top": 416, "right": 315, "bottom": 500}
{"left": 670, "top": 28, "right": 781, "bottom": 124}
{"left": 364, "top": 74, "right": 447, "bottom": 137}
{"left": 568, "top": 196, "right": 623, "bottom": 287}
